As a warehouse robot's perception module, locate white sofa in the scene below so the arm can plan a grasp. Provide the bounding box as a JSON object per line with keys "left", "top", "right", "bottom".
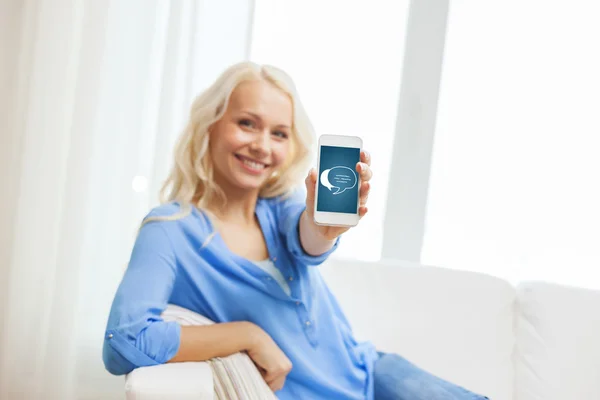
{"left": 125, "top": 259, "right": 600, "bottom": 400}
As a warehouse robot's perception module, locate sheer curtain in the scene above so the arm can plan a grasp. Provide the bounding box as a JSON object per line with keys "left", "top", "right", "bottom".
{"left": 422, "top": 1, "right": 600, "bottom": 289}
{"left": 249, "top": 0, "right": 410, "bottom": 261}
{"left": 0, "top": 1, "right": 252, "bottom": 398}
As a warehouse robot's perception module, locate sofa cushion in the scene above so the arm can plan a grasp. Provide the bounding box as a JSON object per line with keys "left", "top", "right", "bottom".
{"left": 320, "top": 259, "right": 516, "bottom": 400}
{"left": 515, "top": 281, "right": 600, "bottom": 400}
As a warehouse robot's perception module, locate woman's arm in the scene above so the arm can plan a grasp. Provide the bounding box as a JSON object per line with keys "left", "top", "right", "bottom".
{"left": 298, "top": 209, "right": 336, "bottom": 256}
{"left": 103, "top": 221, "right": 181, "bottom": 375}
{"left": 167, "top": 322, "right": 259, "bottom": 362}
{"left": 169, "top": 321, "right": 293, "bottom": 392}
{"left": 272, "top": 190, "right": 340, "bottom": 266}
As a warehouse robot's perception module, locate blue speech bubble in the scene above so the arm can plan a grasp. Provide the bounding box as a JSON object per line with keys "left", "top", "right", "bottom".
{"left": 319, "top": 166, "right": 357, "bottom": 195}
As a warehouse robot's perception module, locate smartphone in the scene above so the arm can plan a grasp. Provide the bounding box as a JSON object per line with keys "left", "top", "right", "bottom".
{"left": 313, "top": 134, "right": 362, "bottom": 227}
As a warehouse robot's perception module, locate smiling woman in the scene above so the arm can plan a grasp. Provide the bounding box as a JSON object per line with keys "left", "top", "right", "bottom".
{"left": 154, "top": 63, "right": 314, "bottom": 213}
{"left": 102, "top": 62, "right": 377, "bottom": 398}
{"left": 102, "top": 61, "right": 488, "bottom": 400}
{"left": 209, "top": 81, "right": 293, "bottom": 193}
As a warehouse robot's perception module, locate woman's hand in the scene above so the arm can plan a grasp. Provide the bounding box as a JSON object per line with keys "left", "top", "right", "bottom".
{"left": 246, "top": 326, "right": 293, "bottom": 392}
{"left": 303, "top": 150, "right": 373, "bottom": 241}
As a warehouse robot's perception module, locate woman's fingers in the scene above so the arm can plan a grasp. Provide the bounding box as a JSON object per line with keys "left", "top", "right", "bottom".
{"left": 357, "top": 151, "right": 372, "bottom": 220}
{"left": 267, "top": 375, "right": 286, "bottom": 392}
{"left": 360, "top": 150, "right": 371, "bottom": 166}
{"left": 358, "top": 150, "right": 373, "bottom": 182}
{"left": 359, "top": 181, "right": 370, "bottom": 206}
{"left": 356, "top": 162, "right": 373, "bottom": 182}
{"left": 304, "top": 168, "right": 317, "bottom": 190}
{"left": 261, "top": 365, "right": 287, "bottom": 392}
{"left": 262, "top": 366, "right": 287, "bottom": 392}
{"left": 304, "top": 168, "right": 317, "bottom": 214}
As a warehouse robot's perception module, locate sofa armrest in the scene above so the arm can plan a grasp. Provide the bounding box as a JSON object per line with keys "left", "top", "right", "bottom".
{"left": 125, "top": 362, "right": 214, "bottom": 400}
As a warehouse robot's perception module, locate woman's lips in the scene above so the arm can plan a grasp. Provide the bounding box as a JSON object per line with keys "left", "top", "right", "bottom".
{"left": 234, "top": 154, "right": 269, "bottom": 175}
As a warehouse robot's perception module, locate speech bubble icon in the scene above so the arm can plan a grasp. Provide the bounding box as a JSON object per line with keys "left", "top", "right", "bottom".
{"left": 319, "top": 166, "right": 357, "bottom": 195}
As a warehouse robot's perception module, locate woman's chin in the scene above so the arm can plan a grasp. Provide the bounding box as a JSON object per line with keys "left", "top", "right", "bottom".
{"left": 229, "top": 164, "right": 271, "bottom": 190}
{"left": 231, "top": 174, "right": 268, "bottom": 192}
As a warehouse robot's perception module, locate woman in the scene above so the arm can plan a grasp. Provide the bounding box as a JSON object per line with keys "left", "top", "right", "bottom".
{"left": 102, "top": 62, "right": 488, "bottom": 399}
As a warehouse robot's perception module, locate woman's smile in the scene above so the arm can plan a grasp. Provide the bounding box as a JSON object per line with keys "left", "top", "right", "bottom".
{"left": 234, "top": 153, "right": 270, "bottom": 175}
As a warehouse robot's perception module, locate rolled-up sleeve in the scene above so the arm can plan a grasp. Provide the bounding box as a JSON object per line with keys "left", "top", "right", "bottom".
{"left": 102, "top": 221, "right": 181, "bottom": 375}
{"left": 274, "top": 190, "right": 340, "bottom": 266}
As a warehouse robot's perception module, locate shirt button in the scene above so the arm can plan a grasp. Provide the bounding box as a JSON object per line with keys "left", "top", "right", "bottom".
{"left": 108, "top": 334, "right": 113, "bottom": 339}
{"left": 305, "top": 321, "right": 311, "bottom": 326}
{"left": 288, "top": 276, "right": 294, "bottom": 281}
{"left": 296, "top": 301, "right": 301, "bottom": 306}
{"left": 272, "top": 257, "right": 277, "bottom": 261}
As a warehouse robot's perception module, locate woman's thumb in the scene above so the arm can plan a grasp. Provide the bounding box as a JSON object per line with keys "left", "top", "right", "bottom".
{"left": 305, "top": 168, "right": 317, "bottom": 204}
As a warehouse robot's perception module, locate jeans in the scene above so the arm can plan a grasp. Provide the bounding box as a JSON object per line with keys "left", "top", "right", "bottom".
{"left": 373, "top": 352, "right": 489, "bottom": 400}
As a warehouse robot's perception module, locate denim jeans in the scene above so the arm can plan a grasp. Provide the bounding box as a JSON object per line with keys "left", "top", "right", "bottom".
{"left": 374, "top": 352, "right": 489, "bottom": 400}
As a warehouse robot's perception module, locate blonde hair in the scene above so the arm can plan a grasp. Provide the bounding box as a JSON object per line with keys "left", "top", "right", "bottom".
{"left": 142, "top": 61, "right": 315, "bottom": 226}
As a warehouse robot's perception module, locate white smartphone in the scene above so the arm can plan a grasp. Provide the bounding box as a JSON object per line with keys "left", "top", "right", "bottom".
{"left": 313, "top": 134, "right": 362, "bottom": 227}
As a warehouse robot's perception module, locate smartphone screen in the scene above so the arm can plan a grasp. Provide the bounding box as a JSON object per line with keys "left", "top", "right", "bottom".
{"left": 316, "top": 145, "right": 360, "bottom": 214}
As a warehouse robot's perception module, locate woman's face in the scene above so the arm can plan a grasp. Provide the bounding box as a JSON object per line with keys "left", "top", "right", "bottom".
{"left": 209, "top": 80, "right": 293, "bottom": 194}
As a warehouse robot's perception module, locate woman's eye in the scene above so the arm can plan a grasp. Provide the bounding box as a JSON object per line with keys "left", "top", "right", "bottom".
{"left": 239, "top": 119, "right": 255, "bottom": 128}
{"left": 273, "top": 131, "right": 289, "bottom": 139}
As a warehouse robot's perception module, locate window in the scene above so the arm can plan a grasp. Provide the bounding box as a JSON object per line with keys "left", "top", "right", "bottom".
{"left": 250, "top": 0, "right": 410, "bottom": 260}
{"left": 422, "top": 1, "right": 600, "bottom": 289}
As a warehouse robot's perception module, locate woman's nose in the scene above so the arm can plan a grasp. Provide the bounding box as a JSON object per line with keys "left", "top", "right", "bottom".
{"left": 250, "top": 130, "right": 271, "bottom": 155}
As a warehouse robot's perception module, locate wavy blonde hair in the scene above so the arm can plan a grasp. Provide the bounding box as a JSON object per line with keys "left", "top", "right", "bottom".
{"left": 143, "top": 62, "right": 315, "bottom": 226}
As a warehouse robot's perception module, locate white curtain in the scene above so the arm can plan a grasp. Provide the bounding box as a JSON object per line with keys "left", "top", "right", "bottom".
{"left": 0, "top": 0, "right": 252, "bottom": 398}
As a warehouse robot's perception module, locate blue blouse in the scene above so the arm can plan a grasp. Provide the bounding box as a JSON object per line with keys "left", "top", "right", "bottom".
{"left": 102, "top": 194, "right": 379, "bottom": 399}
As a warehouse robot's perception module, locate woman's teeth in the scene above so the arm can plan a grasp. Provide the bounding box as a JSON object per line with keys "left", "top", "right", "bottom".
{"left": 242, "top": 159, "right": 265, "bottom": 169}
